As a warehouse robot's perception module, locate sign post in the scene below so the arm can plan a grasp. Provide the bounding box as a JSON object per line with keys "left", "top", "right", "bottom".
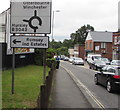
{"left": 10, "top": 0, "right": 52, "bottom": 94}
{"left": 43, "top": 34, "right": 47, "bottom": 84}
{"left": 12, "top": 47, "right": 15, "bottom": 94}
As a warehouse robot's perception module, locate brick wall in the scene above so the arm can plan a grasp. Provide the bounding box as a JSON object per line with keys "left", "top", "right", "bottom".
{"left": 94, "top": 42, "right": 112, "bottom": 60}
{"left": 78, "top": 45, "right": 85, "bottom": 59}
{"left": 85, "top": 40, "right": 93, "bottom": 50}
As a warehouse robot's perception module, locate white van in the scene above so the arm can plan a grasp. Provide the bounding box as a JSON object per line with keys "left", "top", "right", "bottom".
{"left": 87, "top": 54, "right": 101, "bottom": 64}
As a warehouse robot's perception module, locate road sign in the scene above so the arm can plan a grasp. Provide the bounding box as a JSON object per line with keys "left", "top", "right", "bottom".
{"left": 10, "top": 0, "right": 52, "bottom": 34}
{"left": 10, "top": 36, "right": 49, "bottom": 48}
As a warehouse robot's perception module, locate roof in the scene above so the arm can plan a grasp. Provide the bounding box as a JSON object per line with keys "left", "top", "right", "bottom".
{"left": 86, "top": 31, "right": 112, "bottom": 42}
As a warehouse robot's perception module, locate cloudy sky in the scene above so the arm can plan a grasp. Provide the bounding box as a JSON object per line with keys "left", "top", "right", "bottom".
{"left": 0, "top": 0, "right": 120, "bottom": 41}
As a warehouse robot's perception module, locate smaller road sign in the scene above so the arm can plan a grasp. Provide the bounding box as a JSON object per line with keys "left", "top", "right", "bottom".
{"left": 10, "top": 36, "right": 49, "bottom": 48}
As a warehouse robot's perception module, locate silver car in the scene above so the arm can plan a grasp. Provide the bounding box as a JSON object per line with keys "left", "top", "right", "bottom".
{"left": 111, "top": 60, "right": 120, "bottom": 66}
{"left": 72, "top": 58, "right": 84, "bottom": 65}
{"left": 99, "top": 58, "right": 110, "bottom": 65}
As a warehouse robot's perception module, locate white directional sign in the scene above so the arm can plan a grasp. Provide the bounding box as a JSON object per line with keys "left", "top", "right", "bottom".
{"left": 10, "top": 36, "right": 49, "bottom": 48}
{"left": 10, "top": 0, "right": 52, "bottom": 34}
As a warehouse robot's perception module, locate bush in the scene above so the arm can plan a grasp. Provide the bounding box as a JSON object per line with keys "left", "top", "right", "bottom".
{"left": 35, "top": 48, "right": 56, "bottom": 67}
{"left": 47, "top": 48, "right": 56, "bottom": 59}
{"left": 34, "top": 49, "right": 44, "bottom": 66}
{"left": 46, "top": 58, "right": 56, "bottom": 68}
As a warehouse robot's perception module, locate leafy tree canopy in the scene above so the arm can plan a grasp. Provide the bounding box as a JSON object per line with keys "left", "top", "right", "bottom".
{"left": 70, "top": 24, "right": 94, "bottom": 44}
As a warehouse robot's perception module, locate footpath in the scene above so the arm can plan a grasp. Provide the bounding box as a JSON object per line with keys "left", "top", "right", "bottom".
{"left": 49, "top": 66, "right": 92, "bottom": 109}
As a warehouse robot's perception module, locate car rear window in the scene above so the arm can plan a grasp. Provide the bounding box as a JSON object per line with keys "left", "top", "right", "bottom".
{"left": 118, "top": 68, "right": 120, "bottom": 75}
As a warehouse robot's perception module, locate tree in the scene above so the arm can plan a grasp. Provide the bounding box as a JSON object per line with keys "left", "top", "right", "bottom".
{"left": 70, "top": 24, "right": 94, "bottom": 45}
{"left": 63, "top": 39, "right": 74, "bottom": 48}
{"left": 70, "top": 33, "right": 76, "bottom": 40}
{"left": 57, "top": 47, "right": 69, "bottom": 56}
{"left": 50, "top": 40, "right": 63, "bottom": 49}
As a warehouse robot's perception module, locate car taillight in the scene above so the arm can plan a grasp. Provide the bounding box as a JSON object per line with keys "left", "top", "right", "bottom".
{"left": 113, "top": 75, "right": 120, "bottom": 79}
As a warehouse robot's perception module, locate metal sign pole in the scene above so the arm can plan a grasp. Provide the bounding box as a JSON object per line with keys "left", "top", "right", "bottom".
{"left": 43, "top": 34, "right": 47, "bottom": 84}
{"left": 12, "top": 47, "right": 15, "bottom": 94}
{"left": 11, "top": 33, "right": 15, "bottom": 94}
{"left": 43, "top": 49, "right": 46, "bottom": 84}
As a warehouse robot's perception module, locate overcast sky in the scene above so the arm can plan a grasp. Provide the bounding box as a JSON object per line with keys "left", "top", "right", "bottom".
{"left": 0, "top": 0, "right": 120, "bottom": 41}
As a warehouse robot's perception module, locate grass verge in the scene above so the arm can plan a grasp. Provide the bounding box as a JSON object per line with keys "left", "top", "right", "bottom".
{"left": 2, "top": 65, "right": 50, "bottom": 109}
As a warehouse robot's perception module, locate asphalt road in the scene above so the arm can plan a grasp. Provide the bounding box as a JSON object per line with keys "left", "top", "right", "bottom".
{"left": 60, "top": 60, "right": 120, "bottom": 109}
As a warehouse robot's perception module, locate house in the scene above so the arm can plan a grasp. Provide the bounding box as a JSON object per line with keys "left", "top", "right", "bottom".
{"left": 74, "top": 44, "right": 79, "bottom": 58}
{"left": 73, "top": 44, "right": 85, "bottom": 59}
{"left": 85, "top": 31, "right": 113, "bottom": 60}
{"left": 112, "top": 32, "right": 120, "bottom": 60}
{"left": 68, "top": 48, "right": 74, "bottom": 57}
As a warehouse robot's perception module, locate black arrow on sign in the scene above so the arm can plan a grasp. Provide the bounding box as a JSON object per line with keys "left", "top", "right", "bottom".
{"left": 13, "top": 39, "right": 21, "bottom": 44}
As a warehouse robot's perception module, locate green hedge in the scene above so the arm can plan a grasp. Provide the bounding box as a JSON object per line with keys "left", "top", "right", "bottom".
{"left": 46, "top": 58, "right": 56, "bottom": 68}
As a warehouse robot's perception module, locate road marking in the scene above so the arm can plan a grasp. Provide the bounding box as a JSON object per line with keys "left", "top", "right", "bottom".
{"left": 61, "top": 65, "right": 106, "bottom": 110}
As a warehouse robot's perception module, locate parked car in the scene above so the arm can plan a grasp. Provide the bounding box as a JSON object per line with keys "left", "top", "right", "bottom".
{"left": 69, "top": 57, "right": 75, "bottom": 63}
{"left": 64, "top": 57, "right": 69, "bottom": 61}
{"left": 72, "top": 58, "right": 84, "bottom": 65}
{"left": 87, "top": 54, "right": 101, "bottom": 69}
{"left": 99, "top": 58, "right": 110, "bottom": 65}
{"left": 111, "top": 60, "right": 120, "bottom": 66}
{"left": 90, "top": 60, "right": 106, "bottom": 70}
{"left": 60, "top": 55, "right": 65, "bottom": 60}
{"left": 94, "top": 65, "right": 120, "bottom": 93}
{"left": 87, "top": 54, "right": 101, "bottom": 64}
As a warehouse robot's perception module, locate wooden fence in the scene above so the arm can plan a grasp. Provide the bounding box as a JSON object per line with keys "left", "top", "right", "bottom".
{"left": 37, "top": 64, "right": 55, "bottom": 109}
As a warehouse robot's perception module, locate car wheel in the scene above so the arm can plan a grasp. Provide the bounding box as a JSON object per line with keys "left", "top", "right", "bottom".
{"left": 94, "top": 75, "right": 99, "bottom": 85}
{"left": 96, "top": 66, "right": 98, "bottom": 70}
{"left": 89, "top": 66, "right": 91, "bottom": 69}
{"left": 106, "top": 80, "right": 113, "bottom": 93}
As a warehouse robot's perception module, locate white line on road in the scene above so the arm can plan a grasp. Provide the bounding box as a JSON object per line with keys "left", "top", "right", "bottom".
{"left": 61, "top": 65, "right": 106, "bottom": 110}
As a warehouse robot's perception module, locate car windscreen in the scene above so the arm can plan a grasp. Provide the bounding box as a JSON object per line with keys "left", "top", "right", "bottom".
{"left": 94, "top": 56, "right": 101, "bottom": 59}
{"left": 95, "top": 60, "right": 104, "bottom": 64}
{"left": 102, "top": 58, "right": 109, "bottom": 62}
{"left": 75, "top": 58, "right": 82, "bottom": 61}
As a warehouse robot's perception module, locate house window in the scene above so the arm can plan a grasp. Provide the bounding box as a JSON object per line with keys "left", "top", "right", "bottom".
{"left": 86, "top": 42, "right": 88, "bottom": 48}
{"left": 114, "top": 36, "right": 118, "bottom": 45}
{"left": 101, "top": 43, "right": 106, "bottom": 48}
{"left": 90, "top": 42, "right": 92, "bottom": 49}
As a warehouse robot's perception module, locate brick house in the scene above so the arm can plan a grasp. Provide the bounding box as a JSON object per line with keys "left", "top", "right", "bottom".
{"left": 85, "top": 31, "right": 113, "bottom": 60}
{"left": 112, "top": 32, "right": 120, "bottom": 60}
{"left": 73, "top": 44, "right": 85, "bottom": 59}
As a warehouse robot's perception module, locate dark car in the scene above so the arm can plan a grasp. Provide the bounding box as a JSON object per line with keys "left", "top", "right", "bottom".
{"left": 94, "top": 65, "right": 120, "bottom": 93}
{"left": 91, "top": 60, "right": 106, "bottom": 70}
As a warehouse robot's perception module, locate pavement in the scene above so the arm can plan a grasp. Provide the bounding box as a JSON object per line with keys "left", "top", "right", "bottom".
{"left": 49, "top": 64, "right": 93, "bottom": 109}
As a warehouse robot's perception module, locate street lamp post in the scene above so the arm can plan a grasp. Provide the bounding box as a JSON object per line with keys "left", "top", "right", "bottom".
{"left": 51, "top": 10, "right": 60, "bottom": 47}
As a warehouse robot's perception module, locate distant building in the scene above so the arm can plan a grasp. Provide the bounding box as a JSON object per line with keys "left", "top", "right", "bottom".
{"left": 85, "top": 31, "right": 113, "bottom": 60}
{"left": 68, "top": 48, "right": 74, "bottom": 57}
{"left": 73, "top": 44, "right": 85, "bottom": 59}
{"left": 74, "top": 44, "right": 79, "bottom": 58}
